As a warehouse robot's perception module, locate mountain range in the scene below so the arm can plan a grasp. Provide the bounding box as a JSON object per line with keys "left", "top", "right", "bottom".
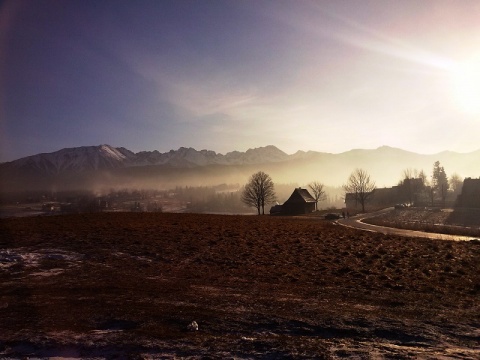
{"left": 0, "top": 144, "right": 290, "bottom": 174}
{"left": 1, "top": 144, "right": 479, "bottom": 193}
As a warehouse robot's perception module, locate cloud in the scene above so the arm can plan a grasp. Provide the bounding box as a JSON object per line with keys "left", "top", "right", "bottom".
{"left": 166, "top": 80, "right": 259, "bottom": 120}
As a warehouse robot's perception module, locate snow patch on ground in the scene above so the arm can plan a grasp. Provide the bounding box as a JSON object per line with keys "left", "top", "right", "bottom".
{"left": 0, "top": 248, "right": 83, "bottom": 275}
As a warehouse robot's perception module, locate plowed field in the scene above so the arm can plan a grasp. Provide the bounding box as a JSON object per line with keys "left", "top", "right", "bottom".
{"left": 1, "top": 213, "right": 479, "bottom": 359}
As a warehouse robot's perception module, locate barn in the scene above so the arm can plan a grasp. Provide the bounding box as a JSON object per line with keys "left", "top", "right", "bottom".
{"left": 270, "top": 188, "right": 316, "bottom": 215}
{"left": 456, "top": 178, "right": 480, "bottom": 208}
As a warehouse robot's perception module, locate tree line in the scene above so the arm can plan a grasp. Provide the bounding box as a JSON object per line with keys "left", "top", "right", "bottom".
{"left": 241, "top": 160, "right": 465, "bottom": 214}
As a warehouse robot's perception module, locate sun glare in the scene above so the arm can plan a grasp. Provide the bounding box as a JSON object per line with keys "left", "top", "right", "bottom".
{"left": 450, "top": 56, "right": 480, "bottom": 114}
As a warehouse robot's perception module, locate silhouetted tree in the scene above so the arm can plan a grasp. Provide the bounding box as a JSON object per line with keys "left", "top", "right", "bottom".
{"left": 432, "top": 161, "right": 449, "bottom": 207}
{"left": 402, "top": 168, "right": 418, "bottom": 180}
{"left": 418, "top": 169, "right": 428, "bottom": 185}
{"left": 416, "top": 169, "right": 432, "bottom": 205}
{"left": 398, "top": 168, "right": 425, "bottom": 205}
{"left": 308, "top": 181, "right": 327, "bottom": 211}
{"left": 241, "top": 171, "right": 276, "bottom": 215}
{"left": 449, "top": 173, "right": 463, "bottom": 195}
{"left": 343, "top": 169, "right": 376, "bottom": 212}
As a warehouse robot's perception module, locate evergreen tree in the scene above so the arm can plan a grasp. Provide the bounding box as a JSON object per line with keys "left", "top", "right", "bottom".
{"left": 432, "top": 161, "right": 449, "bottom": 207}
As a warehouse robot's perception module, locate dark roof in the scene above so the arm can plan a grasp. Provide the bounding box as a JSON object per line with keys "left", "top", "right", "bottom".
{"left": 284, "top": 188, "right": 316, "bottom": 204}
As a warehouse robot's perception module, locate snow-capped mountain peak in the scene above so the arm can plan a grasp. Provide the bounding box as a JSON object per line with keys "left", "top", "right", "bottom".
{"left": 7, "top": 145, "right": 131, "bottom": 175}
{"left": 2, "top": 144, "right": 291, "bottom": 175}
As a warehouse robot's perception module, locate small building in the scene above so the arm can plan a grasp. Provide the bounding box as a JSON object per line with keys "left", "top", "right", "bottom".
{"left": 344, "top": 192, "right": 358, "bottom": 210}
{"left": 270, "top": 188, "right": 316, "bottom": 215}
{"left": 369, "top": 187, "right": 397, "bottom": 206}
{"left": 269, "top": 204, "right": 283, "bottom": 215}
{"left": 456, "top": 178, "right": 480, "bottom": 208}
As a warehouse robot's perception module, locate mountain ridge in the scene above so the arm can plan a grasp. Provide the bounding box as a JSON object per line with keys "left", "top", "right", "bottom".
{"left": 1, "top": 144, "right": 479, "bottom": 193}
{"left": 0, "top": 144, "right": 293, "bottom": 173}
{"left": 4, "top": 143, "right": 479, "bottom": 168}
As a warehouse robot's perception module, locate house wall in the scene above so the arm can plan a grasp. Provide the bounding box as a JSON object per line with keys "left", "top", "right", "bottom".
{"left": 282, "top": 202, "right": 315, "bottom": 215}
{"left": 345, "top": 188, "right": 397, "bottom": 210}
{"left": 456, "top": 178, "right": 480, "bottom": 208}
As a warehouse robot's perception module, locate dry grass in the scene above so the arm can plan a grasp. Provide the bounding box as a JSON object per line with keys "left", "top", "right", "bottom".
{"left": 365, "top": 208, "right": 480, "bottom": 237}
{"left": 1, "top": 213, "right": 479, "bottom": 358}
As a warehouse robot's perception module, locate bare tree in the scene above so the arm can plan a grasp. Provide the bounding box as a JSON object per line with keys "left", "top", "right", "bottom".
{"left": 449, "top": 173, "right": 463, "bottom": 195}
{"left": 398, "top": 168, "right": 424, "bottom": 205}
{"left": 418, "top": 169, "right": 427, "bottom": 185}
{"left": 343, "top": 168, "right": 376, "bottom": 212}
{"left": 308, "top": 181, "right": 327, "bottom": 211}
{"left": 241, "top": 171, "right": 276, "bottom": 215}
{"left": 402, "top": 168, "right": 418, "bottom": 180}
{"left": 417, "top": 169, "right": 432, "bottom": 205}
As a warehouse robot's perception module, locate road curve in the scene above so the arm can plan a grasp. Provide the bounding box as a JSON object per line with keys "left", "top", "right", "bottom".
{"left": 336, "top": 207, "right": 479, "bottom": 241}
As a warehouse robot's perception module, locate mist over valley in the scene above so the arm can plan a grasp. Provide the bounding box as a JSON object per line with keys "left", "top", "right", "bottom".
{"left": 1, "top": 144, "right": 479, "bottom": 196}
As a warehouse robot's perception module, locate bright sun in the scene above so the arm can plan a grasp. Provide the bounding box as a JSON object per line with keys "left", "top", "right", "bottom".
{"left": 450, "top": 56, "right": 480, "bottom": 114}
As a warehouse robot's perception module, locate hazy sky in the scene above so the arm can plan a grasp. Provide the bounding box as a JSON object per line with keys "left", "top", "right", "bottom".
{"left": 1, "top": 0, "right": 480, "bottom": 162}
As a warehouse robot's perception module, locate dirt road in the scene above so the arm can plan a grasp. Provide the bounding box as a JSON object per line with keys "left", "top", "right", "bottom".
{"left": 337, "top": 207, "right": 479, "bottom": 241}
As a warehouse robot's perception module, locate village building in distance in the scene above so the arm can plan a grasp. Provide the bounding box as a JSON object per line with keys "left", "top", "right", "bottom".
{"left": 345, "top": 177, "right": 480, "bottom": 211}
{"left": 456, "top": 178, "right": 480, "bottom": 208}
{"left": 270, "top": 177, "right": 480, "bottom": 216}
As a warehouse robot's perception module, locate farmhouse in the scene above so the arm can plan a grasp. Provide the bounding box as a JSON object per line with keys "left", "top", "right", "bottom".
{"left": 456, "top": 178, "right": 480, "bottom": 208}
{"left": 270, "top": 188, "right": 316, "bottom": 215}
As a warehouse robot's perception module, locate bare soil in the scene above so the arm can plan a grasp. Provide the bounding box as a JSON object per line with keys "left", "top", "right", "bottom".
{"left": 1, "top": 213, "right": 479, "bottom": 359}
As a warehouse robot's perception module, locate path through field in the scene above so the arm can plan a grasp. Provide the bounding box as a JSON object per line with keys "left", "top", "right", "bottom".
{"left": 337, "top": 207, "right": 479, "bottom": 241}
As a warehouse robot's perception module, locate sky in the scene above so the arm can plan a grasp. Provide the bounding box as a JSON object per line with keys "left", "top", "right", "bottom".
{"left": 1, "top": 0, "right": 480, "bottom": 162}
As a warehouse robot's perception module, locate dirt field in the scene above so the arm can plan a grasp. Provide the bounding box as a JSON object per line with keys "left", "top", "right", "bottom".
{"left": 1, "top": 213, "right": 479, "bottom": 359}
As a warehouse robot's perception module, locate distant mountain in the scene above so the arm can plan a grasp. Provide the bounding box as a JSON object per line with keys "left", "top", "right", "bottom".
{"left": 1, "top": 144, "right": 479, "bottom": 193}
{"left": 2, "top": 145, "right": 135, "bottom": 175}
{"left": 0, "top": 144, "right": 289, "bottom": 174}
{"left": 132, "top": 145, "right": 288, "bottom": 167}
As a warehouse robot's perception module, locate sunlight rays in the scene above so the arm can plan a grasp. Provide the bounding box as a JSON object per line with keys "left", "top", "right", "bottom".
{"left": 313, "top": 6, "right": 480, "bottom": 120}
{"left": 449, "top": 55, "right": 480, "bottom": 114}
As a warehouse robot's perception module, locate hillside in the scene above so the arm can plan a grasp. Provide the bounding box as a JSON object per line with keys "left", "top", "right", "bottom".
{"left": 0, "top": 213, "right": 479, "bottom": 358}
